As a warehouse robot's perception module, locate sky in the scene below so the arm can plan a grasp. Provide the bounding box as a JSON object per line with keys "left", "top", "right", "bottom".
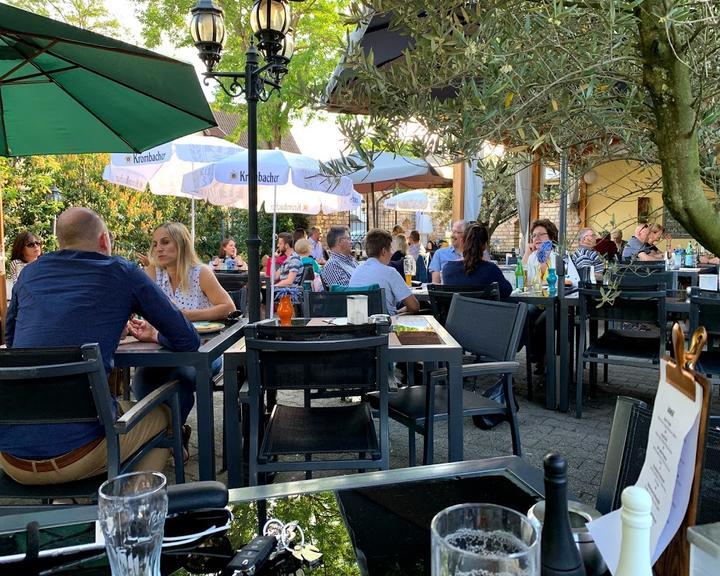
{"left": 102, "top": 0, "right": 348, "bottom": 160}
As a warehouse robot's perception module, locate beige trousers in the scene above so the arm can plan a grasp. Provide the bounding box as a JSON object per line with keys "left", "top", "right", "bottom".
{"left": 0, "top": 402, "right": 171, "bottom": 485}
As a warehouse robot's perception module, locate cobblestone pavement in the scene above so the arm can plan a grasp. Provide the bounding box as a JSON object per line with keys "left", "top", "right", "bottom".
{"left": 182, "top": 349, "right": 718, "bottom": 505}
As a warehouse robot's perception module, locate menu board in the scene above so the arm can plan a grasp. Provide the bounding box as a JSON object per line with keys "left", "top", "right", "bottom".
{"left": 663, "top": 208, "right": 692, "bottom": 239}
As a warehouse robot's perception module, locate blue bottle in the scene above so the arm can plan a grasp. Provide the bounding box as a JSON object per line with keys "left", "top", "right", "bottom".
{"left": 546, "top": 268, "right": 558, "bottom": 295}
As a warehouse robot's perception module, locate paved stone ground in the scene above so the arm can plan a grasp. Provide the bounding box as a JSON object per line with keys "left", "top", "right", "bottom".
{"left": 180, "top": 349, "right": 718, "bottom": 505}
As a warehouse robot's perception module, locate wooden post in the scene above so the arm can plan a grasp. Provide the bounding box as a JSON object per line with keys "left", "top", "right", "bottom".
{"left": 452, "top": 162, "right": 465, "bottom": 221}
{"left": 578, "top": 179, "right": 587, "bottom": 229}
{"left": 530, "top": 153, "right": 541, "bottom": 223}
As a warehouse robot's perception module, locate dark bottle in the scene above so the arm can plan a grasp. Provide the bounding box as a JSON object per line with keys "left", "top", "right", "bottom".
{"left": 541, "top": 453, "right": 586, "bottom": 576}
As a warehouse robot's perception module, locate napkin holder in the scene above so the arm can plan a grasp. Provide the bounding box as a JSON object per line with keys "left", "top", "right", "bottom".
{"left": 347, "top": 295, "right": 368, "bottom": 324}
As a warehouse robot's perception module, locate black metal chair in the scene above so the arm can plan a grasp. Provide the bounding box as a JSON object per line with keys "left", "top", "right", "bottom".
{"left": 690, "top": 293, "right": 720, "bottom": 380}
{"left": 245, "top": 321, "right": 390, "bottom": 486}
{"left": 369, "top": 295, "right": 527, "bottom": 466}
{"left": 426, "top": 283, "right": 500, "bottom": 326}
{"left": 302, "top": 288, "right": 387, "bottom": 317}
{"left": 0, "top": 344, "right": 184, "bottom": 502}
{"left": 613, "top": 268, "right": 677, "bottom": 290}
{"left": 575, "top": 283, "right": 667, "bottom": 418}
{"left": 597, "top": 396, "right": 720, "bottom": 525}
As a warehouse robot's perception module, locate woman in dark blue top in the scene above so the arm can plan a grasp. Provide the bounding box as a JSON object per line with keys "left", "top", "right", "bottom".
{"left": 442, "top": 223, "right": 513, "bottom": 298}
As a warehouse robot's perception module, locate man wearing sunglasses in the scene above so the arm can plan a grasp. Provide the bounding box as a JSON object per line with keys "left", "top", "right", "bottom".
{"left": 621, "top": 223, "right": 663, "bottom": 262}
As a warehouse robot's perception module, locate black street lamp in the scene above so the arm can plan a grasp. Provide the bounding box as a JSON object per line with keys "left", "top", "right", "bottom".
{"left": 190, "top": 0, "right": 298, "bottom": 322}
{"left": 47, "top": 184, "right": 62, "bottom": 237}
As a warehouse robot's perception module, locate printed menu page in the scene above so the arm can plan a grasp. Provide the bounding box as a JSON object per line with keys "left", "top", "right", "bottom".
{"left": 587, "top": 359, "right": 702, "bottom": 574}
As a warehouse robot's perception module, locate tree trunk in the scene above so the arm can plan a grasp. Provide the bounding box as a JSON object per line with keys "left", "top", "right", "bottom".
{"left": 637, "top": 1, "right": 720, "bottom": 254}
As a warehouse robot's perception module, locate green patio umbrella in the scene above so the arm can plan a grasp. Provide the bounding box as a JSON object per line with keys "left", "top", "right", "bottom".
{"left": 0, "top": 3, "right": 217, "bottom": 333}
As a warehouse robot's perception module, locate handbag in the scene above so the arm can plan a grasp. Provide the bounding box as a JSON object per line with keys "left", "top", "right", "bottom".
{"left": 472, "top": 377, "right": 519, "bottom": 430}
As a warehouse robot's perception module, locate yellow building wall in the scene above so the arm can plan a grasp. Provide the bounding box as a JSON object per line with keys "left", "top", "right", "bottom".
{"left": 584, "top": 159, "right": 663, "bottom": 242}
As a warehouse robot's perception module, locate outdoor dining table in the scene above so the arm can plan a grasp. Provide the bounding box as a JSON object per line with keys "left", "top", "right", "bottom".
{"left": 0, "top": 456, "right": 544, "bottom": 574}
{"left": 115, "top": 319, "right": 247, "bottom": 481}
{"left": 412, "top": 285, "right": 565, "bottom": 411}
{"left": 222, "top": 314, "right": 464, "bottom": 488}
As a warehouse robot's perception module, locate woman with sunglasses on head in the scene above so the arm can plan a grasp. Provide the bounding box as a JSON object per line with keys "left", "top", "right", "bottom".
{"left": 9, "top": 231, "right": 42, "bottom": 284}
{"left": 132, "top": 222, "right": 235, "bottom": 449}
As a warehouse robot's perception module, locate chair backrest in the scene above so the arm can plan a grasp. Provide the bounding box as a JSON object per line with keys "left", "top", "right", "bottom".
{"left": 690, "top": 295, "right": 720, "bottom": 337}
{"left": 597, "top": 397, "right": 720, "bottom": 525}
{"left": 301, "top": 263, "right": 315, "bottom": 282}
{"left": 0, "top": 344, "right": 113, "bottom": 433}
{"left": 215, "top": 272, "right": 246, "bottom": 292}
{"left": 445, "top": 295, "right": 527, "bottom": 362}
{"left": 227, "top": 287, "right": 247, "bottom": 316}
{"left": 245, "top": 322, "right": 388, "bottom": 393}
{"left": 304, "top": 288, "right": 387, "bottom": 317}
{"left": 415, "top": 254, "right": 429, "bottom": 283}
{"left": 578, "top": 283, "right": 667, "bottom": 325}
{"left": 427, "top": 283, "right": 500, "bottom": 326}
{"left": 613, "top": 268, "right": 677, "bottom": 290}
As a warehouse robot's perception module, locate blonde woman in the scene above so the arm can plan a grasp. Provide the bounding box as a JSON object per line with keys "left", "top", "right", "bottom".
{"left": 146, "top": 222, "right": 234, "bottom": 322}
{"left": 134, "top": 222, "right": 234, "bottom": 433}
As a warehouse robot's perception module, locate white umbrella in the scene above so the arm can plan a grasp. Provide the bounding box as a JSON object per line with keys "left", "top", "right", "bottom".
{"left": 182, "top": 149, "right": 358, "bottom": 315}
{"left": 383, "top": 189, "right": 439, "bottom": 212}
{"left": 339, "top": 151, "right": 451, "bottom": 193}
{"left": 102, "top": 134, "right": 242, "bottom": 238}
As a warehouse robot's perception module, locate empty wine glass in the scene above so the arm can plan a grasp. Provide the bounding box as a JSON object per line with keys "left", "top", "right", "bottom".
{"left": 431, "top": 503, "right": 540, "bottom": 575}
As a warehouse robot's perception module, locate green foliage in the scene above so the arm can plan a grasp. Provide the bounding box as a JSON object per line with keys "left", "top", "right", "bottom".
{"left": 132, "top": 0, "right": 350, "bottom": 148}
{"left": 229, "top": 493, "right": 361, "bottom": 575}
{"left": 339, "top": 0, "right": 720, "bottom": 252}
{"left": 8, "top": 0, "right": 123, "bottom": 34}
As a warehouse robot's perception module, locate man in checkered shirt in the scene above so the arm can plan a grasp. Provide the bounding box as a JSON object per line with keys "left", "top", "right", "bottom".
{"left": 321, "top": 226, "right": 358, "bottom": 287}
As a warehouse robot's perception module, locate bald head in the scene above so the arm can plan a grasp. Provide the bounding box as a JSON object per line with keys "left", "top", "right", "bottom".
{"left": 56, "top": 207, "right": 110, "bottom": 254}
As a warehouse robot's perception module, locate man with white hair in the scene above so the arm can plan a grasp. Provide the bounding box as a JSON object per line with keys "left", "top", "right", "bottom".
{"left": 572, "top": 227, "right": 605, "bottom": 279}
{"left": 428, "top": 220, "right": 466, "bottom": 284}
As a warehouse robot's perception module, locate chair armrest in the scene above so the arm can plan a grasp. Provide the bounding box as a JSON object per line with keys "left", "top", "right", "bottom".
{"left": 115, "top": 380, "right": 179, "bottom": 434}
{"left": 430, "top": 361, "right": 519, "bottom": 383}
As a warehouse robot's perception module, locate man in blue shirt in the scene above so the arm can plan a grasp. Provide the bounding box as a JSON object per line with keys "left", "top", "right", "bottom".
{"left": 350, "top": 228, "right": 420, "bottom": 315}
{"left": 1, "top": 207, "right": 200, "bottom": 486}
{"left": 428, "top": 220, "right": 466, "bottom": 283}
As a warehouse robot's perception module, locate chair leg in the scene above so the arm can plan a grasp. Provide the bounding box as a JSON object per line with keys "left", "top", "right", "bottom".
{"left": 504, "top": 375, "right": 522, "bottom": 457}
{"left": 408, "top": 429, "right": 416, "bottom": 467}
{"left": 603, "top": 361, "right": 608, "bottom": 383}
{"left": 422, "top": 422, "right": 434, "bottom": 466}
{"left": 576, "top": 324, "right": 586, "bottom": 419}
{"left": 525, "top": 346, "right": 534, "bottom": 401}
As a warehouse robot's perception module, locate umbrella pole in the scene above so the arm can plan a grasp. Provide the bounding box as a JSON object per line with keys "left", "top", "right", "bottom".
{"left": 190, "top": 197, "right": 196, "bottom": 243}
{"left": 269, "top": 186, "right": 278, "bottom": 319}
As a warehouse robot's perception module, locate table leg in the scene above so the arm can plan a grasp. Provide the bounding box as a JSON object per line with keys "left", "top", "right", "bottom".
{"left": 195, "top": 362, "right": 215, "bottom": 481}
{"left": 224, "top": 358, "right": 242, "bottom": 488}
{"left": 447, "top": 354, "right": 463, "bottom": 461}
{"left": 558, "top": 298, "right": 570, "bottom": 412}
{"left": 545, "top": 300, "right": 557, "bottom": 409}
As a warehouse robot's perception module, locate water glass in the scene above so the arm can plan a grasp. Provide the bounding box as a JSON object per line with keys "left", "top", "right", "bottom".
{"left": 98, "top": 471, "right": 168, "bottom": 576}
{"left": 431, "top": 503, "right": 540, "bottom": 576}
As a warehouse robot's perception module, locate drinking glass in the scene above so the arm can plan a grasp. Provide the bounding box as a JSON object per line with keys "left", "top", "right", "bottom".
{"left": 98, "top": 471, "right": 168, "bottom": 576}
{"left": 403, "top": 255, "right": 416, "bottom": 286}
{"left": 431, "top": 503, "right": 540, "bottom": 576}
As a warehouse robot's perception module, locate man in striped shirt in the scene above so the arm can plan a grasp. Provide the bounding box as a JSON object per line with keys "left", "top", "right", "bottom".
{"left": 321, "top": 226, "right": 358, "bottom": 287}
{"left": 572, "top": 228, "right": 605, "bottom": 280}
